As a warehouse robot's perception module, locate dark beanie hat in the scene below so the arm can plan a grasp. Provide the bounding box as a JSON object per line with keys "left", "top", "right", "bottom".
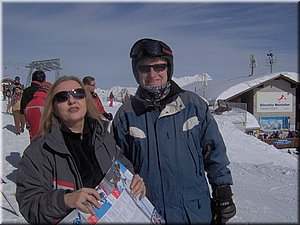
{"left": 130, "top": 38, "right": 173, "bottom": 84}
{"left": 32, "top": 71, "right": 46, "bottom": 82}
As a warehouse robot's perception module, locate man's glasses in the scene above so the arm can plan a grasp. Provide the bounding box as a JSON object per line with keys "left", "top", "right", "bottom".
{"left": 53, "top": 88, "right": 85, "bottom": 103}
{"left": 137, "top": 64, "right": 167, "bottom": 73}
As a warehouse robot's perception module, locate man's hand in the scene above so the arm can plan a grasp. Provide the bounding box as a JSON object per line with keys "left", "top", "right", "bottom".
{"left": 211, "top": 185, "right": 236, "bottom": 224}
{"left": 130, "top": 174, "right": 146, "bottom": 199}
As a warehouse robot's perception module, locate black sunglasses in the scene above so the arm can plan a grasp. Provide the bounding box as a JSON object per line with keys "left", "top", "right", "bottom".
{"left": 137, "top": 64, "right": 168, "bottom": 73}
{"left": 53, "top": 88, "right": 85, "bottom": 103}
{"left": 130, "top": 39, "right": 172, "bottom": 58}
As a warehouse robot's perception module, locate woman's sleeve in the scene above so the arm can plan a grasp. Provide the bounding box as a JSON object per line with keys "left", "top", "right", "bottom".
{"left": 115, "top": 144, "right": 135, "bottom": 174}
{"left": 16, "top": 143, "right": 71, "bottom": 224}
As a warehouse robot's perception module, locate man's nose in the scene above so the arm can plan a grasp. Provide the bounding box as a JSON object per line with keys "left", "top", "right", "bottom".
{"left": 148, "top": 67, "right": 157, "bottom": 77}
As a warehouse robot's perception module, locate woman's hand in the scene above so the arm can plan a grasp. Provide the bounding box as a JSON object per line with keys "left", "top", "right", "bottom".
{"left": 130, "top": 174, "right": 146, "bottom": 199}
{"left": 64, "top": 188, "right": 101, "bottom": 215}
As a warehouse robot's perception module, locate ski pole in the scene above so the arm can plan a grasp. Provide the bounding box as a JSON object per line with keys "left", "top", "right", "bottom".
{"left": 1, "top": 190, "right": 19, "bottom": 216}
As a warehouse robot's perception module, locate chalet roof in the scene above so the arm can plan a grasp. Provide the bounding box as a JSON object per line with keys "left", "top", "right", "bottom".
{"left": 182, "top": 71, "right": 299, "bottom": 104}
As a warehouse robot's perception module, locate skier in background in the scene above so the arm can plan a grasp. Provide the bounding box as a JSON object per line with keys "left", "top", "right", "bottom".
{"left": 11, "top": 84, "right": 25, "bottom": 135}
{"left": 24, "top": 81, "right": 52, "bottom": 141}
{"left": 108, "top": 91, "right": 114, "bottom": 107}
{"left": 82, "top": 76, "right": 113, "bottom": 121}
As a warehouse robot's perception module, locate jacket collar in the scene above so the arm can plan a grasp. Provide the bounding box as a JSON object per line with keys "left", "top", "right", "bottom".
{"left": 31, "top": 80, "right": 42, "bottom": 86}
{"left": 43, "top": 117, "right": 103, "bottom": 154}
{"left": 132, "top": 80, "right": 184, "bottom": 116}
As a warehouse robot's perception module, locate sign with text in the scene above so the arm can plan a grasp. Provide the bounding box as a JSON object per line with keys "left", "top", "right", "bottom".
{"left": 257, "top": 92, "right": 292, "bottom": 112}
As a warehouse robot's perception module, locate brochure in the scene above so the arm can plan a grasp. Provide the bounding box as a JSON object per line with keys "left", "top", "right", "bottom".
{"left": 60, "top": 160, "right": 165, "bottom": 224}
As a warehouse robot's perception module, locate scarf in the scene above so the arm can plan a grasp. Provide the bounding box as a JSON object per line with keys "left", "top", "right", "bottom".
{"left": 137, "top": 82, "right": 171, "bottom": 108}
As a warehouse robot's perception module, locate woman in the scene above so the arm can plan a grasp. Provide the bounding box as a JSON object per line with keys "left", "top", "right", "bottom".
{"left": 11, "top": 85, "right": 25, "bottom": 135}
{"left": 16, "top": 76, "right": 146, "bottom": 224}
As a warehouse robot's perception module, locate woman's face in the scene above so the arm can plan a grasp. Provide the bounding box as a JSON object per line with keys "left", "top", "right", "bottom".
{"left": 15, "top": 88, "right": 22, "bottom": 94}
{"left": 53, "top": 80, "right": 87, "bottom": 131}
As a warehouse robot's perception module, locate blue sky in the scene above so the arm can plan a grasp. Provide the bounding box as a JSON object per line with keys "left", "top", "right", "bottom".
{"left": 2, "top": 2, "right": 298, "bottom": 89}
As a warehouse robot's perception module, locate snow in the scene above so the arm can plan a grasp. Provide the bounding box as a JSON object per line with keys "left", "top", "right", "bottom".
{"left": 1, "top": 90, "right": 298, "bottom": 223}
{"left": 182, "top": 71, "right": 299, "bottom": 104}
{"left": 215, "top": 72, "right": 298, "bottom": 102}
{"left": 172, "top": 74, "right": 212, "bottom": 87}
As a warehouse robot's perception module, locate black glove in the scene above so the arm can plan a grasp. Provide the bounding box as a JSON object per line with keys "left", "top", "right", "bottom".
{"left": 103, "top": 112, "right": 113, "bottom": 121}
{"left": 211, "top": 185, "right": 236, "bottom": 224}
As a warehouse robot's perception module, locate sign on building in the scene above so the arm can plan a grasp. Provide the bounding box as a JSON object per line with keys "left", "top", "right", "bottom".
{"left": 259, "top": 117, "right": 289, "bottom": 131}
{"left": 257, "top": 92, "right": 292, "bottom": 112}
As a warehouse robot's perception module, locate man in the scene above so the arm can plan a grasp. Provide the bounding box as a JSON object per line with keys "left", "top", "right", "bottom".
{"left": 20, "top": 70, "right": 46, "bottom": 115}
{"left": 112, "top": 38, "right": 236, "bottom": 224}
{"left": 21, "top": 71, "right": 46, "bottom": 132}
{"left": 108, "top": 91, "right": 114, "bottom": 107}
{"left": 24, "top": 81, "right": 52, "bottom": 141}
{"left": 82, "top": 76, "right": 113, "bottom": 121}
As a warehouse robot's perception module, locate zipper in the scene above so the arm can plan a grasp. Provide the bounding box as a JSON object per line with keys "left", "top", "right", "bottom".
{"left": 67, "top": 153, "right": 84, "bottom": 189}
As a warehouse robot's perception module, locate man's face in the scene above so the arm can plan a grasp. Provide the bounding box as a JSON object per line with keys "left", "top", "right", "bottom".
{"left": 137, "top": 58, "right": 168, "bottom": 87}
{"left": 85, "top": 80, "right": 96, "bottom": 92}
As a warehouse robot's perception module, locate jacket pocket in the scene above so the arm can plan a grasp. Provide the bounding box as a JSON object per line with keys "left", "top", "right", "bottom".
{"left": 182, "top": 117, "right": 204, "bottom": 177}
{"left": 126, "top": 126, "right": 147, "bottom": 173}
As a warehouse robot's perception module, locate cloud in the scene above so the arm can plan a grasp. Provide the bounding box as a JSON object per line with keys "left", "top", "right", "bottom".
{"left": 2, "top": 2, "right": 297, "bottom": 88}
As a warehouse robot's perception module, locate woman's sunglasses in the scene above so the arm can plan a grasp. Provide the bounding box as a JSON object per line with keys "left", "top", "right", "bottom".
{"left": 53, "top": 88, "right": 85, "bottom": 103}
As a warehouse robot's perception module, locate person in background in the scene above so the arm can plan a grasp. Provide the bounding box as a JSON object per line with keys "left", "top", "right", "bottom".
{"left": 2, "top": 84, "right": 7, "bottom": 101}
{"left": 11, "top": 85, "right": 25, "bottom": 135}
{"left": 5, "top": 88, "right": 12, "bottom": 114}
{"left": 124, "top": 92, "right": 130, "bottom": 102}
{"left": 82, "top": 76, "right": 113, "bottom": 121}
{"left": 11, "top": 76, "right": 23, "bottom": 95}
{"left": 108, "top": 91, "right": 114, "bottom": 107}
{"left": 20, "top": 70, "right": 46, "bottom": 115}
{"left": 16, "top": 76, "right": 146, "bottom": 224}
{"left": 21, "top": 70, "right": 46, "bottom": 132}
{"left": 24, "top": 81, "right": 53, "bottom": 141}
{"left": 112, "top": 38, "right": 236, "bottom": 224}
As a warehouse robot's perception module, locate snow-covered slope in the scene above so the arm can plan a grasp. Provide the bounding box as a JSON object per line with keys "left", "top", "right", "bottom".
{"left": 1, "top": 73, "right": 298, "bottom": 223}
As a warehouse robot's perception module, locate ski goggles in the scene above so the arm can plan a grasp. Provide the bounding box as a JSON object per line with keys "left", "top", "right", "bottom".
{"left": 130, "top": 39, "right": 173, "bottom": 58}
{"left": 137, "top": 63, "right": 168, "bottom": 73}
{"left": 53, "top": 88, "right": 85, "bottom": 103}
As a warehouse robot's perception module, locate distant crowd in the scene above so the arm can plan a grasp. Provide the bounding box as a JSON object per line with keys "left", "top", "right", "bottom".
{"left": 256, "top": 130, "right": 299, "bottom": 140}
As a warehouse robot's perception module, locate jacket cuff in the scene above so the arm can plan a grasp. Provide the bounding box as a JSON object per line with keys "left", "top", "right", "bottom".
{"left": 212, "top": 185, "right": 233, "bottom": 201}
{"left": 59, "top": 189, "right": 73, "bottom": 212}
